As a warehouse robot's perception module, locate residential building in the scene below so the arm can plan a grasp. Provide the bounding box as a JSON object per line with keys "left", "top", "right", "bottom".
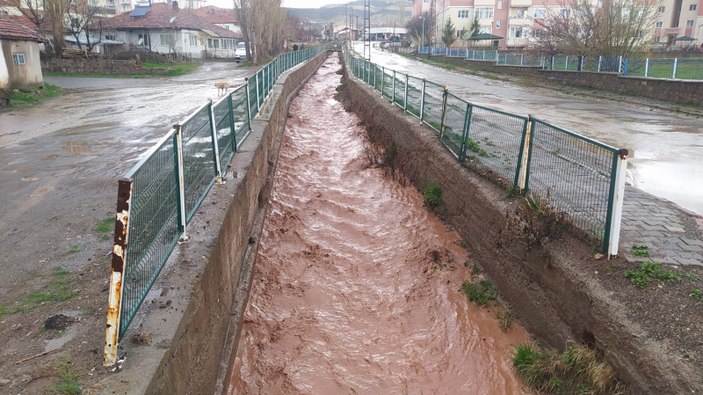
{"left": 422, "top": 0, "right": 703, "bottom": 51}
{"left": 100, "top": 2, "right": 241, "bottom": 58}
{"left": 193, "top": 6, "right": 241, "bottom": 34}
{"left": 0, "top": 16, "right": 44, "bottom": 89}
{"left": 116, "top": 0, "right": 206, "bottom": 15}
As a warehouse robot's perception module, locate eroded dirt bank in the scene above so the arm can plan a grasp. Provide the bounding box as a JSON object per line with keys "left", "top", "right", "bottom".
{"left": 228, "top": 56, "right": 529, "bottom": 393}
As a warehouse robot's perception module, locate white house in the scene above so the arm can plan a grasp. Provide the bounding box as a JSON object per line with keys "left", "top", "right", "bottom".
{"left": 0, "top": 16, "right": 44, "bottom": 89}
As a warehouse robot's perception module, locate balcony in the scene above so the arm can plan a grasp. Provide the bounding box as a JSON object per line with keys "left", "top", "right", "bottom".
{"left": 509, "top": 17, "right": 531, "bottom": 26}
{"left": 473, "top": 0, "right": 495, "bottom": 6}
{"left": 510, "top": 0, "right": 532, "bottom": 7}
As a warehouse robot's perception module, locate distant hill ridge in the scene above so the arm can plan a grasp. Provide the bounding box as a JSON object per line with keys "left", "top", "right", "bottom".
{"left": 286, "top": 0, "right": 411, "bottom": 25}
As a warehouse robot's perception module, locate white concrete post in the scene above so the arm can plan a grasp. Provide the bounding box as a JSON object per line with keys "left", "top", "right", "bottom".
{"left": 608, "top": 150, "right": 628, "bottom": 257}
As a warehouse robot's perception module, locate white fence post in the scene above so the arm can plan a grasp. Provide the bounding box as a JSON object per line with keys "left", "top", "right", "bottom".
{"left": 597, "top": 56, "right": 602, "bottom": 72}
{"left": 672, "top": 58, "right": 678, "bottom": 79}
{"left": 607, "top": 149, "right": 629, "bottom": 257}
{"left": 644, "top": 58, "right": 649, "bottom": 78}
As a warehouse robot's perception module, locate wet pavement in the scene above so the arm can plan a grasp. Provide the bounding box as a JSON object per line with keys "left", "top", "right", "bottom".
{"left": 0, "top": 61, "right": 252, "bottom": 297}
{"left": 354, "top": 45, "right": 703, "bottom": 267}
{"left": 229, "top": 56, "right": 530, "bottom": 393}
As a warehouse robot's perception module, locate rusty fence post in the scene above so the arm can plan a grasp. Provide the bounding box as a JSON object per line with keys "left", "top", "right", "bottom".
{"left": 207, "top": 100, "right": 223, "bottom": 184}
{"left": 103, "top": 178, "right": 132, "bottom": 367}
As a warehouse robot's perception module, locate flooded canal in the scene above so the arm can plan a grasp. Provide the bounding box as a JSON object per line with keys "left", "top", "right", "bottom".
{"left": 228, "top": 55, "right": 529, "bottom": 393}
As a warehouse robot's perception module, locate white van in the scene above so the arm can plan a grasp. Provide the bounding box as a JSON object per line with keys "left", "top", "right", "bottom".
{"left": 234, "top": 42, "right": 247, "bottom": 62}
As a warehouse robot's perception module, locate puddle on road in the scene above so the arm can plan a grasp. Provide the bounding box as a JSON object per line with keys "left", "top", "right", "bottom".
{"left": 228, "top": 56, "right": 529, "bottom": 393}
{"left": 62, "top": 140, "right": 92, "bottom": 154}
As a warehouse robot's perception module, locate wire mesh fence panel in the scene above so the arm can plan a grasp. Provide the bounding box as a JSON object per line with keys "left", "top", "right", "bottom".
{"left": 180, "top": 105, "right": 217, "bottom": 221}
{"left": 672, "top": 57, "right": 703, "bottom": 80}
{"left": 373, "top": 64, "right": 383, "bottom": 92}
{"left": 247, "top": 77, "right": 258, "bottom": 119}
{"left": 440, "top": 93, "right": 468, "bottom": 158}
{"left": 581, "top": 56, "right": 599, "bottom": 72}
{"left": 393, "top": 72, "right": 406, "bottom": 108}
{"left": 467, "top": 50, "right": 497, "bottom": 61}
{"left": 448, "top": 48, "right": 464, "bottom": 57}
{"left": 499, "top": 53, "right": 542, "bottom": 66}
{"left": 527, "top": 119, "right": 617, "bottom": 244}
{"left": 422, "top": 80, "right": 444, "bottom": 134}
{"left": 549, "top": 56, "right": 580, "bottom": 71}
{"left": 213, "top": 97, "right": 234, "bottom": 166}
{"left": 382, "top": 68, "right": 394, "bottom": 99}
{"left": 257, "top": 69, "right": 265, "bottom": 108}
{"left": 465, "top": 105, "right": 527, "bottom": 185}
{"left": 231, "top": 86, "right": 251, "bottom": 146}
{"left": 623, "top": 57, "right": 647, "bottom": 76}
{"left": 120, "top": 132, "right": 181, "bottom": 339}
{"left": 406, "top": 76, "right": 423, "bottom": 118}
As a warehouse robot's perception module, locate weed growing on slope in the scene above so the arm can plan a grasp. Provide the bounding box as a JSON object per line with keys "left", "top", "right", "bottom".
{"left": 631, "top": 244, "right": 650, "bottom": 257}
{"left": 624, "top": 261, "right": 680, "bottom": 288}
{"left": 461, "top": 279, "right": 496, "bottom": 306}
{"left": 423, "top": 182, "right": 442, "bottom": 208}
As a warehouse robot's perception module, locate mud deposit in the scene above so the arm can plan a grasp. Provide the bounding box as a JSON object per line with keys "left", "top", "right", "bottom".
{"left": 228, "top": 56, "right": 529, "bottom": 393}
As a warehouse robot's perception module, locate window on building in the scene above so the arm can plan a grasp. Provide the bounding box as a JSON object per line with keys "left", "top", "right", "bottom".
{"left": 532, "top": 8, "right": 546, "bottom": 18}
{"left": 160, "top": 34, "right": 173, "bottom": 46}
{"left": 687, "top": 19, "right": 694, "bottom": 26}
{"left": 510, "top": 26, "right": 525, "bottom": 38}
{"left": 479, "top": 27, "right": 492, "bottom": 34}
{"left": 12, "top": 52, "right": 26, "bottom": 65}
{"left": 514, "top": 9, "right": 526, "bottom": 18}
{"left": 475, "top": 7, "right": 494, "bottom": 19}
{"left": 655, "top": 21, "right": 663, "bottom": 27}
{"left": 137, "top": 33, "right": 150, "bottom": 47}
{"left": 207, "top": 38, "right": 213, "bottom": 48}
{"left": 496, "top": 20, "right": 501, "bottom": 28}
{"left": 458, "top": 9, "right": 470, "bottom": 18}
{"left": 690, "top": 4, "right": 697, "bottom": 10}
{"left": 497, "top": 0, "right": 502, "bottom": 9}
{"left": 189, "top": 34, "right": 198, "bottom": 46}
{"left": 657, "top": 5, "right": 665, "bottom": 12}
{"left": 105, "top": 34, "right": 116, "bottom": 40}
{"left": 532, "top": 28, "right": 542, "bottom": 38}
{"left": 0, "top": 10, "right": 9, "bottom": 15}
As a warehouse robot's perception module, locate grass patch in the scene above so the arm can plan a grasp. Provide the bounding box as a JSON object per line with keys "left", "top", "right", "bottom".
{"left": 423, "top": 182, "right": 442, "bottom": 208}
{"left": 47, "top": 359, "right": 81, "bottom": 395}
{"left": 512, "top": 343, "right": 624, "bottom": 394}
{"left": 624, "top": 261, "right": 681, "bottom": 288}
{"left": 96, "top": 216, "right": 114, "bottom": 234}
{"left": 461, "top": 279, "right": 497, "bottom": 306}
{"left": 506, "top": 185, "right": 519, "bottom": 197}
{"left": 465, "top": 138, "right": 490, "bottom": 157}
{"left": 495, "top": 309, "right": 513, "bottom": 332}
{"left": 631, "top": 244, "right": 649, "bottom": 257}
{"left": 8, "top": 84, "right": 63, "bottom": 108}
{"left": 684, "top": 273, "right": 700, "bottom": 282}
{"left": 141, "top": 61, "right": 199, "bottom": 76}
{"left": 66, "top": 245, "right": 81, "bottom": 255}
{"left": 25, "top": 266, "right": 78, "bottom": 306}
{"left": 691, "top": 289, "right": 703, "bottom": 300}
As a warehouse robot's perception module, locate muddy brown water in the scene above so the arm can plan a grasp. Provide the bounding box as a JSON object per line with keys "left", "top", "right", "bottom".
{"left": 228, "top": 56, "right": 530, "bottom": 394}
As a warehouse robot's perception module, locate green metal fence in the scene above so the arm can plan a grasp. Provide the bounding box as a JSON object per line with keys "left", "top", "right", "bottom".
{"left": 344, "top": 50, "right": 627, "bottom": 258}
{"left": 105, "top": 45, "right": 327, "bottom": 366}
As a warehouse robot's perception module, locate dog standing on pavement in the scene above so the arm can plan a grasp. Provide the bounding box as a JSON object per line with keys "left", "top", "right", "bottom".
{"left": 215, "top": 81, "right": 230, "bottom": 96}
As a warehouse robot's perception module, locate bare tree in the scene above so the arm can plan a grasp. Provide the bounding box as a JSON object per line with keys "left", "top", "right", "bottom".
{"left": 44, "top": 0, "right": 68, "bottom": 56}
{"left": 535, "top": 0, "right": 658, "bottom": 58}
{"left": 67, "top": 0, "right": 103, "bottom": 54}
{"left": 0, "top": 0, "right": 45, "bottom": 29}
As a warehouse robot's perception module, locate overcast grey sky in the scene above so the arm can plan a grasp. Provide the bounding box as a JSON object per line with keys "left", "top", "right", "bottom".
{"left": 208, "top": 0, "right": 353, "bottom": 9}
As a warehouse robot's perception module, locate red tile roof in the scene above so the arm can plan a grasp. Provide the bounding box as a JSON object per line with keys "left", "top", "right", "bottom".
{"left": 194, "top": 6, "right": 238, "bottom": 25}
{"left": 102, "top": 3, "right": 239, "bottom": 38}
{"left": 0, "top": 16, "right": 44, "bottom": 42}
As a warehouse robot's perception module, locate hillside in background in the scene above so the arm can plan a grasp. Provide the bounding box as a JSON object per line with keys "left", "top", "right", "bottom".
{"left": 286, "top": 0, "right": 411, "bottom": 26}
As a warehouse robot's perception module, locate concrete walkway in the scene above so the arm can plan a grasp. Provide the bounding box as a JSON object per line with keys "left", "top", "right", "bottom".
{"left": 620, "top": 186, "right": 703, "bottom": 266}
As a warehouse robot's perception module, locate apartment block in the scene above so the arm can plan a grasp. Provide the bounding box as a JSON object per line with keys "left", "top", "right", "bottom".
{"left": 421, "top": 0, "right": 702, "bottom": 50}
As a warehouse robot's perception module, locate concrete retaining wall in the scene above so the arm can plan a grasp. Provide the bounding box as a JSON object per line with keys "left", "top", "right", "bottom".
{"left": 340, "top": 58, "right": 697, "bottom": 394}
{"left": 96, "top": 51, "right": 328, "bottom": 394}
{"left": 453, "top": 57, "right": 703, "bottom": 107}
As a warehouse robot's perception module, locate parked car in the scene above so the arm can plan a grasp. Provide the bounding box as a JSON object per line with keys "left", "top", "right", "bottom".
{"left": 235, "top": 42, "right": 247, "bottom": 62}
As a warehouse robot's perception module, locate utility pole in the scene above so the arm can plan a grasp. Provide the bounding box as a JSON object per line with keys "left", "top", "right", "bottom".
{"left": 364, "top": 0, "right": 370, "bottom": 61}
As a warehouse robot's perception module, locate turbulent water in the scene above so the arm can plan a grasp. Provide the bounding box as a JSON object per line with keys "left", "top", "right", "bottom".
{"left": 228, "top": 55, "right": 530, "bottom": 394}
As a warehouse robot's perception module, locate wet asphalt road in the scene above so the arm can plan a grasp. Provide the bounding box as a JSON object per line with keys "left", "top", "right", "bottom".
{"left": 0, "top": 61, "right": 252, "bottom": 296}
{"left": 355, "top": 44, "right": 703, "bottom": 216}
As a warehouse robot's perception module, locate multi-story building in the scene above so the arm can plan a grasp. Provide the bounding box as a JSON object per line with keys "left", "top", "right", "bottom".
{"left": 653, "top": 0, "right": 703, "bottom": 48}
{"left": 116, "top": 0, "right": 206, "bottom": 15}
{"left": 421, "top": 0, "right": 703, "bottom": 50}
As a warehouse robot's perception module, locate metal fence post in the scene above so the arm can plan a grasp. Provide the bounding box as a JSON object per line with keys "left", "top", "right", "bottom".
{"left": 404, "top": 73, "right": 408, "bottom": 112}
{"left": 174, "top": 124, "right": 188, "bottom": 241}
{"left": 518, "top": 115, "right": 535, "bottom": 192}
{"left": 103, "top": 178, "right": 132, "bottom": 367}
{"left": 381, "top": 66, "right": 385, "bottom": 95}
{"left": 392, "top": 70, "right": 396, "bottom": 104}
{"left": 617, "top": 56, "right": 623, "bottom": 73}
{"left": 597, "top": 55, "right": 602, "bottom": 72}
{"left": 254, "top": 73, "right": 260, "bottom": 111}
{"left": 420, "top": 78, "right": 426, "bottom": 121}
{"left": 227, "top": 92, "right": 238, "bottom": 152}
{"left": 604, "top": 149, "right": 628, "bottom": 257}
{"left": 672, "top": 58, "right": 678, "bottom": 79}
{"left": 207, "top": 101, "right": 223, "bottom": 184}
{"left": 244, "top": 78, "right": 252, "bottom": 131}
{"left": 644, "top": 58, "right": 650, "bottom": 77}
{"left": 520, "top": 53, "right": 524, "bottom": 66}
{"left": 565, "top": 56, "right": 569, "bottom": 71}
{"left": 439, "top": 85, "right": 449, "bottom": 139}
{"left": 459, "top": 102, "right": 472, "bottom": 162}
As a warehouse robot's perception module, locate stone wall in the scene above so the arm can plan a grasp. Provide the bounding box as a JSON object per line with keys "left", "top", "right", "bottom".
{"left": 449, "top": 57, "right": 703, "bottom": 107}
{"left": 41, "top": 58, "right": 159, "bottom": 74}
